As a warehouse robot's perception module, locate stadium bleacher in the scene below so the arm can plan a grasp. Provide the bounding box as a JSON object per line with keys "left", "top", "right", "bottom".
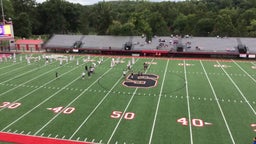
{"left": 43, "top": 34, "right": 256, "bottom": 58}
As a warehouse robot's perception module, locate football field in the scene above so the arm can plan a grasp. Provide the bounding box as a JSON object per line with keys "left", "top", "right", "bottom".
{"left": 0, "top": 54, "right": 256, "bottom": 144}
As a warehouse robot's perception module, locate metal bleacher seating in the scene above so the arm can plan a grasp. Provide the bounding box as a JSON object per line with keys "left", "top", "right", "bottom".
{"left": 43, "top": 34, "right": 256, "bottom": 54}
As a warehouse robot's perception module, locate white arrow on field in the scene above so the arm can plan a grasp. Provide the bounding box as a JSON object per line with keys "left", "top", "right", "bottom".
{"left": 205, "top": 122, "right": 213, "bottom": 125}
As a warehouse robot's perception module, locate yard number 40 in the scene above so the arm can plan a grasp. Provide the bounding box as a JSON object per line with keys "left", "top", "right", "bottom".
{"left": 177, "top": 117, "right": 205, "bottom": 127}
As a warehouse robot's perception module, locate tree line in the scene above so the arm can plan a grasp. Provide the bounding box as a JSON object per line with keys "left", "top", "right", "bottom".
{"left": 2, "top": 0, "right": 256, "bottom": 39}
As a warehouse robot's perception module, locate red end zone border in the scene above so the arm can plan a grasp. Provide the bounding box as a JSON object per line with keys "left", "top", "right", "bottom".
{"left": 0, "top": 132, "right": 93, "bottom": 144}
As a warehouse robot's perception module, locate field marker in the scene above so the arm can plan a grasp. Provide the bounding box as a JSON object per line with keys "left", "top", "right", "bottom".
{"left": 48, "top": 134, "right": 51, "bottom": 137}
{"left": 0, "top": 61, "right": 60, "bottom": 98}
{"left": 200, "top": 60, "right": 236, "bottom": 144}
{"left": 0, "top": 62, "right": 21, "bottom": 70}
{"left": 20, "top": 131, "right": 24, "bottom": 134}
{"left": 205, "top": 122, "right": 213, "bottom": 125}
{"left": 13, "top": 130, "right": 18, "bottom": 133}
{"left": 1, "top": 66, "right": 83, "bottom": 130}
{"left": 69, "top": 69, "right": 126, "bottom": 140}
{"left": 232, "top": 60, "right": 256, "bottom": 83}
{"left": 183, "top": 60, "right": 194, "bottom": 144}
{"left": 84, "top": 138, "right": 87, "bottom": 141}
{"left": 0, "top": 62, "right": 82, "bottom": 113}
{"left": 34, "top": 62, "right": 113, "bottom": 136}
{"left": 27, "top": 131, "right": 31, "bottom": 135}
{"left": 217, "top": 61, "right": 256, "bottom": 115}
{"left": 0, "top": 60, "right": 57, "bottom": 85}
{"left": 148, "top": 60, "right": 169, "bottom": 144}
{"left": 0, "top": 63, "right": 28, "bottom": 77}
{"left": 55, "top": 135, "right": 58, "bottom": 138}
{"left": 41, "top": 133, "right": 44, "bottom": 136}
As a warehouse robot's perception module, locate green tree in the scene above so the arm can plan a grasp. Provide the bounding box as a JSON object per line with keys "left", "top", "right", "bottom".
{"left": 13, "top": 12, "right": 32, "bottom": 38}
{"left": 173, "top": 14, "right": 187, "bottom": 34}
{"left": 212, "top": 14, "right": 236, "bottom": 36}
{"left": 107, "top": 20, "right": 123, "bottom": 35}
{"left": 90, "top": 2, "right": 113, "bottom": 35}
{"left": 10, "top": 0, "right": 40, "bottom": 34}
{"left": 247, "top": 19, "right": 256, "bottom": 36}
{"left": 148, "top": 12, "right": 169, "bottom": 36}
{"left": 194, "top": 18, "right": 215, "bottom": 36}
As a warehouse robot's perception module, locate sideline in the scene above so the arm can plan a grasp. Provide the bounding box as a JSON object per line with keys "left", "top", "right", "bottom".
{"left": 0, "top": 132, "right": 92, "bottom": 144}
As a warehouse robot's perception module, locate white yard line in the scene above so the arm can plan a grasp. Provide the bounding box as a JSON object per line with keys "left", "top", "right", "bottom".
{"left": 0, "top": 61, "right": 55, "bottom": 85}
{"left": 69, "top": 73, "right": 124, "bottom": 139}
{"left": 0, "top": 61, "right": 62, "bottom": 98}
{"left": 69, "top": 58, "right": 140, "bottom": 140}
{"left": 148, "top": 60, "right": 169, "bottom": 144}
{"left": 232, "top": 60, "right": 256, "bottom": 83}
{"left": 0, "top": 64, "right": 85, "bottom": 131}
{"left": 0, "top": 62, "right": 21, "bottom": 70}
{"left": 183, "top": 60, "right": 193, "bottom": 144}
{"left": 0, "top": 64, "right": 30, "bottom": 77}
{"left": 107, "top": 59, "right": 154, "bottom": 144}
{"left": 34, "top": 66, "right": 113, "bottom": 135}
{"left": 0, "top": 63, "right": 81, "bottom": 112}
{"left": 217, "top": 61, "right": 256, "bottom": 115}
{"left": 200, "top": 60, "right": 236, "bottom": 144}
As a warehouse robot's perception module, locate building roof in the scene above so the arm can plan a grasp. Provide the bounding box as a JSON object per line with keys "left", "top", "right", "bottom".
{"left": 16, "top": 39, "right": 43, "bottom": 45}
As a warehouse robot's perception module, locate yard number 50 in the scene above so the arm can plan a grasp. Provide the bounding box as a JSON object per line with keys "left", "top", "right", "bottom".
{"left": 110, "top": 111, "right": 135, "bottom": 120}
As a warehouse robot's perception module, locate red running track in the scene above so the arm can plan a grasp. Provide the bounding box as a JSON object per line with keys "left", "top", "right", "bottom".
{"left": 0, "top": 132, "right": 92, "bottom": 144}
